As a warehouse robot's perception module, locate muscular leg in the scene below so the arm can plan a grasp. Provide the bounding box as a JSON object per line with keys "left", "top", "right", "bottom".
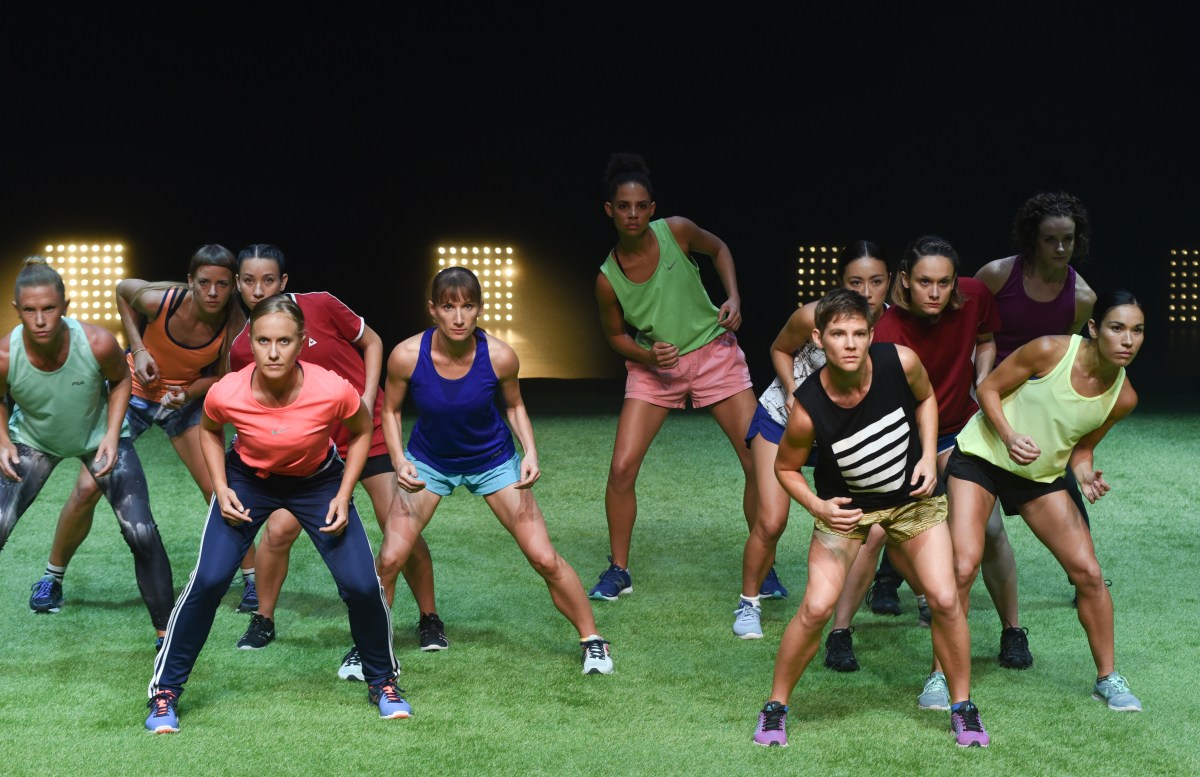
{"left": 604, "top": 399, "right": 670, "bottom": 569}
{"left": 830, "top": 524, "right": 885, "bottom": 630}
{"left": 740, "top": 436, "right": 788, "bottom": 598}
{"left": 707, "top": 388, "right": 759, "bottom": 533}
{"left": 1020, "top": 492, "right": 1115, "bottom": 676}
{"left": 376, "top": 486, "right": 442, "bottom": 597}
{"left": 894, "top": 520, "right": 971, "bottom": 704}
{"left": 362, "top": 473, "right": 436, "bottom": 613}
{"left": 486, "top": 484, "right": 598, "bottom": 638}
{"left": 768, "top": 530, "right": 860, "bottom": 703}
{"left": 90, "top": 440, "right": 174, "bottom": 635}
{"left": 252, "top": 509, "right": 302, "bottom": 620}
{"left": 47, "top": 466, "right": 103, "bottom": 568}
{"left": 979, "top": 505, "right": 1021, "bottom": 628}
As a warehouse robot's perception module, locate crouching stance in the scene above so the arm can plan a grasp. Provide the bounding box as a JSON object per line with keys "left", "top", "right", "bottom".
{"left": 752, "top": 289, "right": 988, "bottom": 749}
{"left": 146, "top": 295, "right": 406, "bottom": 733}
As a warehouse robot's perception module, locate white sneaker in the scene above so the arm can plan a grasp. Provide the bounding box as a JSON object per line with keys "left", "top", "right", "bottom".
{"left": 732, "top": 600, "right": 763, "bottom": 639}
{"left": 581, "top": 638, "right": 614, "bottom": 675}
{"left": 337, "top": 646, "right": 365, "bottom": 681}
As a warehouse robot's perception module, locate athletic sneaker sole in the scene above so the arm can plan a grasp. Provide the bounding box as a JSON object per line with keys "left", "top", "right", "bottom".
{"left": 31, "top": 606, "right": 61, "bottom": 614}
{"left": 588, "top": 587, "right": 632, "bottom": 601}
{"left": 1093, "top": 693, "right": 1142, "bottom": 712}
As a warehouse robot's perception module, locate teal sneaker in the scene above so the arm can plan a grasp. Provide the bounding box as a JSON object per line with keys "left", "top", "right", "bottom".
{"left": 1093, "top": 672, "right": 1142, "bottom": 711}
{"left": 732, "top": 599, "right": 763, "bottom": 639}
{"left": 918, "top": 671, "right": 950, "bottom": 710}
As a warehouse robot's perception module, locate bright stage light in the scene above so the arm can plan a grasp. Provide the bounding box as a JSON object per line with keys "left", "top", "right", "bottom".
{"left": 435, "top": 244, "right": 519, "bottom": 324}
{"left": 1168, "top": 249, "right": 1200, "bottom": 325}
{"left": 40, "top": 241, "right": 128, "bottom": 339}
{"left": 796, "top": 245, "right": 841, "bottom": 304}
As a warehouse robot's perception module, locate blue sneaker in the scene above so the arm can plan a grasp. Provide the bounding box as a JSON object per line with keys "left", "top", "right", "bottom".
{"left": 145, "top": 690, "right": 180, "bottom": 733}
{"left": 237, "top": 577, "right": 259, "bottom": 613}
{"left": 918, "top": 671, "right": 950, "bottom": 710}
{"left": 732, "top": 600, "right": 763, "bottom": 639}
{"left": 588, "top": 557, "right": 632, "bottom": 601}
{"left": 1093, "top": 672, "right": 1142, "bottom": 711}
{"left": 370, "top": 680, "right": 412, "bottom": 719}
{"left": 759, "top": 567, "right": 788, "bottom": 599}
{"left": 29, "top": 575, "right": 63, "bottom": 613}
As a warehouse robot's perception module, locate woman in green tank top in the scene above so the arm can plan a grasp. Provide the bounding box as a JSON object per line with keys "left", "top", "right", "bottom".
{"left": 944, "top": 290, "right": 1146, "bottom": 712}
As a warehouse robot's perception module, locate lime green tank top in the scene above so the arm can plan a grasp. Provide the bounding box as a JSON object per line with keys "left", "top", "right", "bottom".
{"left": 956, "top": 335, "right": 1125, "bottom": 483}
{"left": 599, "top": 219, "right": 725, "bottom": 356}
{"left": 8, "top": 317, "right": 127, "bottom": 458}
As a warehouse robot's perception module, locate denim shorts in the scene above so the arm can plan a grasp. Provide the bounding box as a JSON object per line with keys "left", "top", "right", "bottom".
{"left": 405, "top": 450, "right": 521, "bottom": 497}
{"left": 126, "top": 395, "right": 203, "bottom": 440}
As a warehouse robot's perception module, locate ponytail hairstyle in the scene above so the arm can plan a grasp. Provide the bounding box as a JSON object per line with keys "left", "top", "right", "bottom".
{"left": 14, "top": 256, "right": 65, "bottom": 302}
{"left": 1089, "top": 289, "right": 1142, "bottom": 331}
{"left": 249, "top": 293, "right": 305, "bottom": 334}
{"left": 892, "top": 235, "right": 966, "bottom": 313}
{"left": 236, "top": 243, "right": 287, "bottom": 275}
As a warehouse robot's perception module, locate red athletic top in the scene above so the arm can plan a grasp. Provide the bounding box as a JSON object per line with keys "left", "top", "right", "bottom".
{"left": 131, "top": 286, "right": 223, "bottom": 402}
{"left": 872, "top": 277, "right": 1001, "bottom": 435}
{"left": 231, "top": 292, "right": 386, "bottom": 457}
{"left": 204, "top": 361, "right": 360, "bottom": 477}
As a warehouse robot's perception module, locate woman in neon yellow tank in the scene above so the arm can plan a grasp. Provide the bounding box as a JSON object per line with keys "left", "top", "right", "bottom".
{"left": 588, "top": 152, "right": 757, "bottom": 601}
{"left": 944, "top": 290, "right": 1146, "bottom": 712}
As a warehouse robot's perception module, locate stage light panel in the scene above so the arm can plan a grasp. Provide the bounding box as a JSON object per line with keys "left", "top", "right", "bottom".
{"left": 796, "top": 245, "right": 841, "bottom": 304}
{"left": 41, "top": 241, "right": 127, "bottom": 336}
{"left": 434, "top": 244, "right": 519, "bottom": 323}
{"left": 1169, "top": 250, "right": 1200, "bottom": 324}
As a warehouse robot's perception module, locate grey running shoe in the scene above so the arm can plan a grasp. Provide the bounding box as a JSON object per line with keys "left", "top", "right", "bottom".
{"left": 732, "top": 600, "right": 763, "bottom": 640}
{"left": 918, "top": 671, "right": 950, "bottom": 710}
{"left": 1093, "top": 672, "right": 1142, "bottom": 711}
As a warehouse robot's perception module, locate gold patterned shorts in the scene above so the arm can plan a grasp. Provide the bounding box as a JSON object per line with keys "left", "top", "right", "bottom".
{"left": 813, "top": 494, "right": 947, "bottom": 543}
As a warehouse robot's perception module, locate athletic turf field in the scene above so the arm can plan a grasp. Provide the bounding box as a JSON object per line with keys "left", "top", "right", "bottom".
{"left": 0, "top": 388, "right": 1196, "bottom": 776}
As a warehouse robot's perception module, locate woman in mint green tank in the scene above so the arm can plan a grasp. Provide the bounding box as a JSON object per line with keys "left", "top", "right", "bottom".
{"left": 587, "top": 153, "right": 758, "bottom": 601}
{"left": 944, "top": 290, "right": 1145, "bottom": 712}
{"left": 0, "top": 258, "right": 173, "bottom": 646}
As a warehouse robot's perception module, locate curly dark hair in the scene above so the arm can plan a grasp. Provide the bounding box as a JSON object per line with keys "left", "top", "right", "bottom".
{"left": 1012, "top": 192, "right": 1091, "bottom": 262}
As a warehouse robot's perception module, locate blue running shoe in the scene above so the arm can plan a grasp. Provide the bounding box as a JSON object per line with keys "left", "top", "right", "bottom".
{"left": 146, "top": 690, "right": 180, "bottom": 733}
{"left": 29, "top": 575, "right": 63, "bottom": 613}
{"left": 588, "top": 557, "right": 632, "bottom": 601}
{"left": 759, "top": 567, "right": 788, "bottom": 599}
{"left": 370, "top": 680, "right": 412, "bottom": 719}
{"left": 732, "top": 600, "right": 763, "bottom": 639}
{"left": 237, "top": 577, "right": 259, "bottom": 613}
{"left": 1093, "top": 672, "right": 1142, "bottom": 711}
{"left": 918, "top": 671, "right": 950, "bottom": 711}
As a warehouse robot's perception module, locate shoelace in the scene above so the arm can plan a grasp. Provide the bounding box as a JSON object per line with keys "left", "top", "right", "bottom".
{"left": 584, "top": 640, "right": 609, "bottom": 660}
{"left": 1102, "top": 675, "right": 1130, "bottom": 694}
{"left": 954, "top": 706, "right": 984, "bottom": 732}
{"left": 148, "top": 692, "right": 176, "bottom": 715}
{"left": 760, "top": 705, "right": 786, "bottom": 732}
{"left": 378, "top": 683, "right": 406, "bottom": 702}
{"left": 32, "top": 579, "right": 55, "bottom": 598}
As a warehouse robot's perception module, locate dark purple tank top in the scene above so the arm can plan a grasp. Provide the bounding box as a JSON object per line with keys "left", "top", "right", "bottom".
{"left": 993, "top": 255, "right": 1077, "bottom": 362}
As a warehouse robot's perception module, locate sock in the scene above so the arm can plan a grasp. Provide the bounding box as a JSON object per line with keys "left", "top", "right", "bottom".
{"left": 915, "top": 594, "right": 927, "bottom": 606}
{"left": 740, "top": 594, "right": 762, "bottom": 607}
{"left": 580, "top": 634, "right": 603, "bottom": 643}
{"left": 241, "top": 567, "right": 255, "bottom": 582}
{"left": 46, "top": 563, "right": 66, "bottom": 583}
{"left": 951, "top": 700, "right": 972, "bottom": 712}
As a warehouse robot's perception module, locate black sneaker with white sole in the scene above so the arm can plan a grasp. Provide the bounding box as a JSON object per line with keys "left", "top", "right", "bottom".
{"left": 417, "top": 613, "right": 449, "bottom": 651}
{"left": 237, "top": 613, "right": 275, "bottom": 650}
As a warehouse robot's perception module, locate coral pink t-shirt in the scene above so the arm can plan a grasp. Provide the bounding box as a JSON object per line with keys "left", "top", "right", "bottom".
{"left": 204, "top": 361, "right": 361, "bottom": 477}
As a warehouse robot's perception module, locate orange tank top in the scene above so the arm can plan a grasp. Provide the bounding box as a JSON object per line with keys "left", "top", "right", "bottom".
{"left": 130, "top": 286, "right": 224, "bottom": 402}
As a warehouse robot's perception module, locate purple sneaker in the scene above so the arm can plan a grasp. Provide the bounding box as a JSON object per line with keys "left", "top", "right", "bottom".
{"left": 950, "top": 701, "right": 990, "bottom": 748}
{"left": 753, "top": 701, "right": 788, "bottom": 747}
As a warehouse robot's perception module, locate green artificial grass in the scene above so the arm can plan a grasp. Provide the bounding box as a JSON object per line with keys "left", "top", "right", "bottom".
{"left": 0, "top": 392, "right": 1197, "bottom": 776}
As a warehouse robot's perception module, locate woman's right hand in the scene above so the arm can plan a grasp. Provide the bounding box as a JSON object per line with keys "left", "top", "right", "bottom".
{"left": 395, "top": 460, "right": 426, "bottom": 493}
{"left": 218, "top": 486, "right": 252, "bottom": 527}
{"left": 814, "top": 496, "right": 863, "bottom": 534}
{"left": 1004, "top": 432, "right": 1041, "bottom": 465}
{"left": 132, "top": 349, "right": 161, "bottom": 387}
{"left": 651, "top": 341, "right": 679, "bottom": 370}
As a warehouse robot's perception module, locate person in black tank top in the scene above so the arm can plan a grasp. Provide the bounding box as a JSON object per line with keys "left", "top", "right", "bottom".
{"left": 751, "top": 290, "right": 990, "bottom": 749}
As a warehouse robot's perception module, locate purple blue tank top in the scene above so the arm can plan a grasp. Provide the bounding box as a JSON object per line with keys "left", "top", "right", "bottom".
{"left": 993, "top": 255, "right": 1077, "bottom": 362}
{"left": 406, "top": 328, "right": 515, "bottom": 474}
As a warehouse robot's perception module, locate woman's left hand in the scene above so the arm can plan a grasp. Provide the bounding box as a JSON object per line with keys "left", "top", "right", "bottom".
{"left": 161, "top": 386, "right": 188, "bottom": 410}
{"left": 322, "top": 497, "right": 350, "bottom": 535}
{"left": 515, "top": 455, "right": 540, "bottom": 489}
{"left": 1078, "top": 468, "right": 1112, "bottom": 504}
{"left": 718, "top": 297, "right": 742, "bottom": 331}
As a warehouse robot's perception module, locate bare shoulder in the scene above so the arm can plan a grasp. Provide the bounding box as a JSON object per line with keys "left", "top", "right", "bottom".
{"left": 975, "top": 255, "right": 1017, "bottom": 294}
{"left": 1113, "top": 378, "right": 1139, "bottom": 418}
{"left": 387, "top": 333, "right": 424, "bottom": 378}
{"left": 485, "top": 333, "right": 519, "bottom": 379}
{"left": 0, "top": 327, "right": 11, "bottom": 375}
{"left": 1074, "top": 271, "right": 1097, "bottom": 305}
{"left": 893, "top": 343, "right": 923, "bottom": 374}
{"left": 83, "top": 322, "right": 123, "bottom": 362}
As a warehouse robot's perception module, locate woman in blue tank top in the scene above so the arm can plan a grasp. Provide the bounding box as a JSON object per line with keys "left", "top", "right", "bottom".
{"left": 376, "top": 267, "right": 614, "bottom": 676}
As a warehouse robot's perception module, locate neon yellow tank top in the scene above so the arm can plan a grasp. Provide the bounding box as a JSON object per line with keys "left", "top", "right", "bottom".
{"left": 956, "top": 335, "right": 1125, "bottom": 482}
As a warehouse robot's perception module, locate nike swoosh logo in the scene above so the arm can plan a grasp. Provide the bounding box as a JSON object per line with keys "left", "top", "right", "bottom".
{"left": 665, "top": 260, "right": 677, "bottom": 270}
{"left": 271, "top": 428, "right": 289, "bottom": 435}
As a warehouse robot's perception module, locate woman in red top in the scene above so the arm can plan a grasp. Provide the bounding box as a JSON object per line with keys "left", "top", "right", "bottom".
{"left": 31, "top": 245, "right": 250, "bottom": 624}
